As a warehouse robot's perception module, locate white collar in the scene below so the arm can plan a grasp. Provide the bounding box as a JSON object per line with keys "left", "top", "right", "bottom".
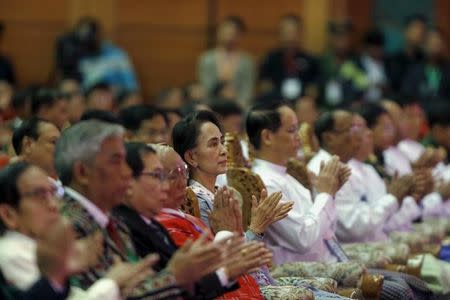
{"left": 317, "top": 148, "right": 332, "bottom": 160}
{"left": 161, "top": 207, "right": 185, "bottom": 218}
{"left": 253, "top": 158, "right": 287, "bottom": 175}
{"left": 64, "top": 187, "right": 109, "bottom": 228}
{"left": 140, "top": 215, "right": 152, "bottom": 225}
{"left": 189, "top": 179, "right": 215, "bottom": 200}
{"left": 1, "top": 230, "right": 36, "bottom": 248}
{"left": 348, "top": 158, "right": 363, "bottom": 168}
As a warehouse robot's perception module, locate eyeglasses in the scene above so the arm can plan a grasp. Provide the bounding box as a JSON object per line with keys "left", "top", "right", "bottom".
{"left": 141, "top": 171, "right": 168, "bottom": 182}
{"left": 166, "top": 164, "right": 189, "bottom": 181}
{"left": 21, "top": 185, "right": 63, "bottom": 202}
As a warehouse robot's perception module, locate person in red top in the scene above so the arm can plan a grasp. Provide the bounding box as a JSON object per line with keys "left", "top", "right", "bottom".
{"left": 153, "top": 144, "right": 264, "bottom": 300}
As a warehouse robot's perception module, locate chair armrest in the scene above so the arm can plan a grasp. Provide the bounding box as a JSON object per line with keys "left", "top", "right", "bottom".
{"left": 360, "top": 274, "right": 384, "bottom": 300}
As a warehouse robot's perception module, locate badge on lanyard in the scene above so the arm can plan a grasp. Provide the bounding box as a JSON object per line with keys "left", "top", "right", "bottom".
{"left": 326, "top": 80, "right": 343, "bottom": 106}
{"left": 281, "top": 78, "right": 302, "bottom": 100}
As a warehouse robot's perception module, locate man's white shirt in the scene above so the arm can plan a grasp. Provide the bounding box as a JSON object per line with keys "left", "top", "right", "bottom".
{"left": 308, "top": 149, "right": 398, "bottom": 243}
{"left": 252, "top": 158, "right": 336, "bottom": 264}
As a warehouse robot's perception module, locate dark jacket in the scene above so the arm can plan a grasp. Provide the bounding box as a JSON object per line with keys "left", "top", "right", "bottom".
{"left": 400, "top": 62, "right": 450, "bottom": 105}
{"left": 113, "top": 204, "right": 238, "bottom": 300}
{"left": 259, "top": 47, "right": 320, "bottom": 100}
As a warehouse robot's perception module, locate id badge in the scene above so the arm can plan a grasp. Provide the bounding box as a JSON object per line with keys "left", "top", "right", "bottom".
{"left": 281, "top": 78, "right": 302, "bottom": 99}
{"left": 326, "top": 80, "right": 343, "bottom": 106}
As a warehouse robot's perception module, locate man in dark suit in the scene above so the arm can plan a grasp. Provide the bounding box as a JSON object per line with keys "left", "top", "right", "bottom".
{"left": 259, "top": 14, "right": 320, "bottom": 101}
{"left": 386, "top": 14, "right": 427, "bottom": 94}
{"left": 400, "top": 29, "right": 450, "bottom": 104}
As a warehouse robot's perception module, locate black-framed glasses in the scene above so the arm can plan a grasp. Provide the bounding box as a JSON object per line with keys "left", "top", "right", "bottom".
{"left": 166, "top": 164, "right": 189, "bottom": 181}
{"left": 141, "top": 171, "right": 168, "bottom": 182}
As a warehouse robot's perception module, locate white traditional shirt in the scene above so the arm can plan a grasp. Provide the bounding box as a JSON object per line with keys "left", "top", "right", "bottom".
{"left": 383, "top": 146, "right": 413, "bottom": 176}
{"left": 397, "top": 139, "right": 426, "bottom": 163}
{"left": 252, "top": 158, "right": 336, "bottom": 264}
{"left": 0, "top": 231, "right": 120, "bottom": 299}
{"left": 308, "top": 149, "right": 398, "bottom": 243}
{"left": 382, "top": 145, "right": 448, "bottom": 219}
{"left": 348, "top": 159, "right": 421, "bottom": 233}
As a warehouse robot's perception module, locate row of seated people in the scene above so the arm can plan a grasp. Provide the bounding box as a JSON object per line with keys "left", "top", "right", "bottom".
{"left": 169, "top": 105, "right": 450, "bottom": 298}
{"left": 0, "top": 121, "right": 274, "bottom": 300}
{"left": 0, "top": 117, "right": 368, "bottom": 300}
{"left": 0, "top": 101, "right": 449, "bottom": 299}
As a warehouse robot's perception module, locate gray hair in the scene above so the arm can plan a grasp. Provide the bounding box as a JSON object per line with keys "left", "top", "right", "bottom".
{"left": 151, "top": 144, "right": 175, "bottom": 161}
{"left": 55, "top": 120, "right": 124, "bottom": 185}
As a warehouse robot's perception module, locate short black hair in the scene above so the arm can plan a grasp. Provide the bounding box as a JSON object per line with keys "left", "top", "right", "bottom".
{"left": 31, "top": 88, "right": 64, "bottom": 115}
{"left": 117, "top": 90, "right": 139, "bottom": 106}
{"left": 363, "top": 28, "right": 385, "bottom": 47}
{"left": 405, "top": 14, "right": 427, "bottom": 27}
{"left": 0, "top": 162, "right": 33, "bottom": 234}
{"left": 80, "top": 109, "right": 122, "bottom": 124}
{"left": 179, "top": 101, "right": 209, "bottom": 117}
{"left": 119, "top": 105, "right": 168, "bottom": 132}
{"left": 163, "top": 108, "right": 183, "bottom": 118}
{"left": 85, "top": 82, "right": 111, "bottom": 98}
{"left": 125, "top": 142, "right": 156, "bottom": 178}
{"left": 12, "top": 117, "right": 48, "bottom": 155}
{"left": 209, "top": 100, "right": 243, "bottom": 118}
{"left": 172, "top": 110, "right": 223, "bottom": 162}
{"left": 314, "top": 111, "right": 335, "bottom": 145}
{"left": 11, "top": 86, "right": 37, "bottom": 110}
{"left": 245, "top": 102, "right": 287, "bottom": 150}
{"left": 358, "top": 103, "right": 388, "bottom": 129}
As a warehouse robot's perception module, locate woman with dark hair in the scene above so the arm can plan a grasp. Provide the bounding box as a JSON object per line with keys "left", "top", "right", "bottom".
{"left": 172, "top": 110, "right": 291, "bottom": 241}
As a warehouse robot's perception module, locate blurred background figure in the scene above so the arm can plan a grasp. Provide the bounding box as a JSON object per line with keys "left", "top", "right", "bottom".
{"left": 359, "top": 28, "right": 388, "bottom": 103}
{"left": 84, "top": 82, "right": 115, "bottom": 112}
{"left": 55, "top": 16, "right": 139, "bottom": 93}
{"left": 387, "top": 14, "right": 428, "bottom": 93}
{"left": 58, "top": 75, "right": 86, "bottom": 124}
{"left": 319, "top": 20, "right": 368, "bottom": 108}
{"left": 0, "top": 22, "right": 15, "bottom": 87}
{"left": 116, "top": 89, "right": 143, "bottom": 110}
{"left": 259, "top": 14, "right": 319, "bottom": 102}
{"left": 198, "top": 16, "right": 254, "bottom": 107}
{"left": 401, "top": 28, "right": 450, "bottom": 105}
{"left": 31, "top": 88, "right": 69, "bottom": 130}
{"left": 155, "top": 87, "right": 185, "bottom": 110}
